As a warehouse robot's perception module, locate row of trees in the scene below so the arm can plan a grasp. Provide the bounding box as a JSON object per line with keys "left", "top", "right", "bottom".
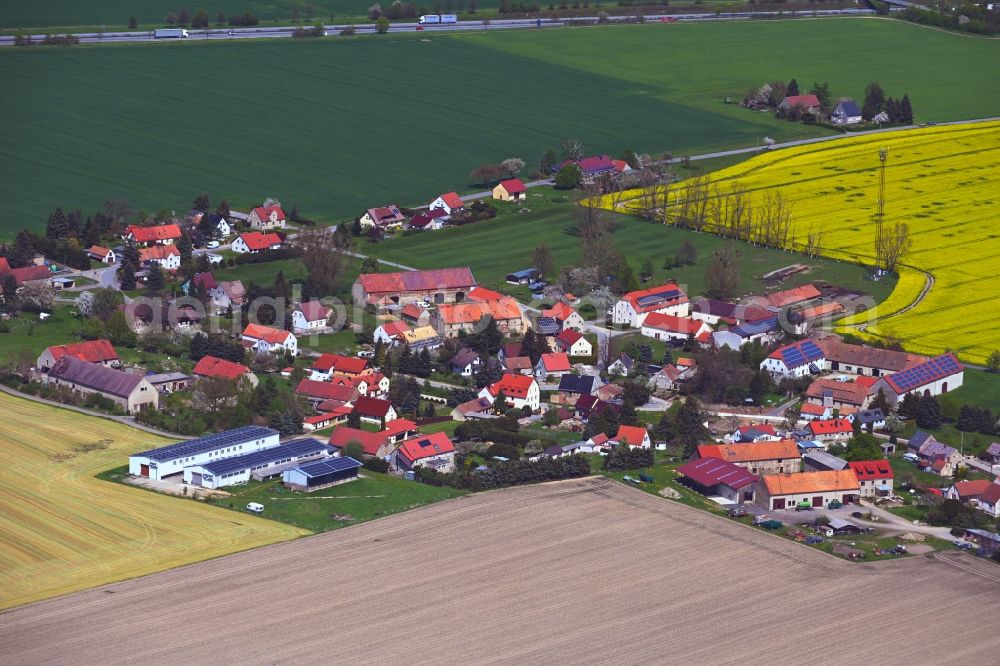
{"left": 161, "top": 8, "right": 259, "bottom": 27}
{"left": 862, "top": 82, "right": 914, "bottom": 125}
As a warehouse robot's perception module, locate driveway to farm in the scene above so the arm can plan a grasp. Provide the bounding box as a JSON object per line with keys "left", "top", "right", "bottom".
{"left": 773, "top": 500, "right": 954, "bottom": 540}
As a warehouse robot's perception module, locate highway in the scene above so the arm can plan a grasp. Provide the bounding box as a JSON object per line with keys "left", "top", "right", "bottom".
{"left": 0, "top": 9, "right": 876, "bottom": 46}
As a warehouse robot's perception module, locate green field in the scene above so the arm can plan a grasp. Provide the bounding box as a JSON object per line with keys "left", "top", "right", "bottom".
{"left": 2, "top": 19, "right": 998, "bottom": 235}
{"left": 366, "top": 187, "right": 898, "bottom": 303}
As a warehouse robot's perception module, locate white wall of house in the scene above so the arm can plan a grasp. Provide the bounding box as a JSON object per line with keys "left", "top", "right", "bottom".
{"left": 612, "top": 300, "right": 689, "bottom": 328}
{"left": 292, "top": 310, "right": 326, "bottom": 332}
{"left": 128, "top": 432, "right": 279, "bottom": 481}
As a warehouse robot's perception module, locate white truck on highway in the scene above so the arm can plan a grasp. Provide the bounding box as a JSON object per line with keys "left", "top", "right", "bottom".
{"left": 154, "top": 28, "right": 189, "bottom": 38}
{"left": 418, "top": 14, "right": 458, "bottom": 24}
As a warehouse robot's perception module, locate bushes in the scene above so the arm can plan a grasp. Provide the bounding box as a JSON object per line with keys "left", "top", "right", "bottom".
{"left": 363, "top": 457, "right": 390, "bottom": 473}
{"left": 417, "top": 454, "right": 591, "bottom": 491}
{"left": 234, "top": 247, "right": 301, "bottom": 265}
{"left": 602, "top": 446, "right": 654, "bottom": 471}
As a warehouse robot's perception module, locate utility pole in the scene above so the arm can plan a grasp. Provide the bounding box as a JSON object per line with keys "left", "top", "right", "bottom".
{"left": 874, "top": 148, "right": 888, "bottom": 276}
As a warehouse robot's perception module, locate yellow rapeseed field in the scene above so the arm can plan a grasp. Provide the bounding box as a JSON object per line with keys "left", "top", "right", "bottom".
{"left": 602, "top": 121, "right": 1000, "bottom": 364}
{"left": 0, "top": 393, "right": 306, "bottom": 610}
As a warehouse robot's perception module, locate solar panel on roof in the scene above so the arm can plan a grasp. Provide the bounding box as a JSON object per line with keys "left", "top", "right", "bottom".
{"left": 200, "top": 438, "right": 329, "bottom": 476}
{"left": 137, "top": 426, "right": 278, "bottom": 462}
{"left": 296, "top": 456, "right": 362, "bottom": 478}
{"left": 635, "top": 289, "right": 680, "bottom": 307}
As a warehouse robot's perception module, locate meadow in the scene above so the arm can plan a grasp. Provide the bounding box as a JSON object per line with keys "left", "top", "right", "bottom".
{"left": 2, "top": 19, "right": 998, "bottom": 235}
{"left": 605, "top": 121, "right": 1000, "bottom": 364}
{"left": 367, "top": 186, "right": 898, "bottom": 303}
{"left": 0, "top": 393, "right": 306, "bottom": 610}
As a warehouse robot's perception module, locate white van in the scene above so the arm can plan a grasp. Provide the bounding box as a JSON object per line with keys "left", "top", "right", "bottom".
{"left": 246, "top": 502, "right": 264, "bottom": 514}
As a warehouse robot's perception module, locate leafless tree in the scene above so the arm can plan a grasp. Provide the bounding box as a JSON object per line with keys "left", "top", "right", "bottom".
{"left": 878, "top": 222, "right": 912, "bottom": 273}
{"left": 754, "top": 190, "right": 794, "bottom": 249}
{"left": 295, "top": 227, "right": 346, "bottom": 297}
{"left": 803, "top": 228, "right": 824, "bottom": 258}
{"left": 501, "top": 157, "right": 525, "bottom": 177}
{"left": 192, "top": 377, "right": 238, "bottom": 413}
{"left": 18, "top": 282, "right": 55, "bottom": 311}
{"left": 561, "top": 138, "right": 583, "bottom": 162}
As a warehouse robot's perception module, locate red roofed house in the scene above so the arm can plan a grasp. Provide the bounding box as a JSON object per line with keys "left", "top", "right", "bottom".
{"left": 847, "top": 460, "right": 894, "bottom": 498}
{"left": 432, "top": 297, "right": 525, "bottom": 338}
{"left": 138, "top": 244, "right": 181, "bottom": 271}
{"left": 778, "top": 94, "right": 822, "bottom": 114}
{"left": 799, "top": 402, "right": 833, "bottom": 421}
{"left": 248, "top": 204, "right": 286, "bottom": 231}
{"left": 466, "top": 285, "right": 504, "bottom": 303}
{"left": 871, "top": 353, "right": 964, "bottom": 405}
{"left": 308, "top": 353, "right": 370, "bottom": 381}
{"left": 613, "top": 282, "right": 690, "bottom": 327}
{"left": 676, "top": 457, "right": 758, "bottom": 504}
{"left": 192, "top": 355, "right": 258, "bottom": 387}
{"left": 640, "top": 312, "right": 711, "bottom": 343}
{"left": 292, "top": 301, "right": 332, "bottom": 332}
{"left": 756, "top": 283, "right": 821, "bottom": 309}
{"left": 328, "top": 419, "right": 420, "bottom": 458}
{"left": 400, "top": 303, "right": 430, "bottom": 326}
{"left": 612, "top": 425, "right": 651, "bottom": 449}
{"left": 808, "top": 418, "right": 854, "bottom": 443}
{"left": 542, "top": 302, "right": 584, "bottom": 332}
{"left": 695, "top": 440, "right": 801, "bottom": 476}
{"left": 394, "top": 431, "right": 456, "bottom": 473}
{"left": 572, "top": 155, "right": 617, "bottom": 181}
{"left": 373, "top": 320, "right": 411, "bottom": 345}
{"left": 353, "top": 267, "right": 476, "bottom": 308}
{"left": 805, "top": 378, "right": 874, "bottom": 411}
{"left": 241, "top": 323, "right": 297, "bottom": 356}
{"left": 352, "top": 396, "right": 398, "bottom": 427}
{"left": 37, "top": 339, "right": 120, "bottom": 372}
{"left": 124, "top": 223, "right": 182, "bottom": 246}
{"left": 232, "top": 231, "right": 283, "bottom": 254}
{"left": 480, "top": 373, "right": 540, "bottom": 412}
{"left": 429, "top": 191, "right": 465, "bottom": 216}
{"left": 556, "top": 329, "right": 593, "bottom": 357}
{"left": 88, "top": 246, "right": 116, "bottom": 264}
{"left": 492, "top": 178, "right": 526, "bottom": 202}
{"left": 359, "top": 205, "right": 406, "bottom": 230}
{"left": 295, "top": 379, "right": 360, "bottom": 406}
{"left": 535, "top": 352, "right": 571, "bottom": 381}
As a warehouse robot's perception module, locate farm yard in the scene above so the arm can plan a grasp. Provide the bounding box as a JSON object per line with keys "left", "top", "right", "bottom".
{"left": 605, "top": 121, "right": 1000, "bottom": 364}
{"left": 2, "top": 19, "right": 999, "bottom": 233}
{"left": 4, "top": 477, "right": 1000, "bottom": 664}
{"left": 0, "top": 393, "right": 305, "bottom": 611}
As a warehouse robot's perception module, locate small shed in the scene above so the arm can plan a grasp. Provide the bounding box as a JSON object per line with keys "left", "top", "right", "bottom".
{"left": 822, "top": 518, "right": 863, "bottom": 536}
{"left": 283, "top": 456, "right": 362, "bottom": 492}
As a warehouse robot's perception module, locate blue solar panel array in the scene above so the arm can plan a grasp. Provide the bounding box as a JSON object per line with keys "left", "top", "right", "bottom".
{"left": 778, "top": 339, "right": 825, "bottom": 369}
{"left": 889, "top": 354, "right": 960, "bottom": 392}
{"left": 295, "top": 456, "right": 362, "bottom": 478}
{"left": 635, "top": 288, "right": 681, "bottom": 308}
{"left": 731, "top": 317, "right": 779, "bottom": 338}
{"left": 200, "top": 438, "right": 330, "bottom": 476}
{"left": 137, "top": 426, "right": 278, "bottom": 462}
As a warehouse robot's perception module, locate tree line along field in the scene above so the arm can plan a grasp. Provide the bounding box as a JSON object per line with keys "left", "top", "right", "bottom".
{"left": 366, "top": 186, "right": 898, "bottom": 304}
{"left": 0, "top": 392, "right": 306, "bottom": 611}
{"left": 2, "top": 19, "right": 999, "bottom": 235}
{"left": 676, "top": 122, "right": 998, "bottom": 365}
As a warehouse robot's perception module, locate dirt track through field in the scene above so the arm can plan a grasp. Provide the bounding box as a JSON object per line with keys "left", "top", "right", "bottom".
{"left": 2, "top": 477, "right": 999, "bottom": 665}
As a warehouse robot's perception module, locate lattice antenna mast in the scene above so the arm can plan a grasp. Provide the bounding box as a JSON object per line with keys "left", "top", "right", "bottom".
{"left": 875, "top": 148, "right": 888, "bottom": 273}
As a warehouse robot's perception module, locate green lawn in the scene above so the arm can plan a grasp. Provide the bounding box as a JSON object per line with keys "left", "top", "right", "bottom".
{"left": 367, "top": 188, "right": 898, "bottom": 302}
{"left": 3, "top": 19, "right": 997, "bottom": 236}
{"left": 0, "top": 308, "right": 82, "bottom": 364}
{"left": 219, "top": 471, "right": 464, "bottom": 533}
{"left": 948, "top": 369, "right": 1000, "bottom": 412}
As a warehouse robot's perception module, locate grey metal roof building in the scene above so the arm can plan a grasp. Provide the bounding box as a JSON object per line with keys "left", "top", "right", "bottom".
{"left": 129, "top": 426, "right": 280, "bottom": 481}
{"left": 183, "top": 438, "right": 333, "bottom": 489}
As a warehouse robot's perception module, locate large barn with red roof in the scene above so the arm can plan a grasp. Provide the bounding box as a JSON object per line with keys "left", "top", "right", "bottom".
{"left": 352, "top": 267, "right": 476, "bottom": 308}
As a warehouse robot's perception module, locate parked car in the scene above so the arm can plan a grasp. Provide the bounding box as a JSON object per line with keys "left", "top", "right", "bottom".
{"left": 206, "top": 240, "right": 220, "bottom": 249}
{"left": 728, "top": 506, "right": 750, "bottom": 518}
{"left": 851, "top": 511, "right": 864, "bottom": 519}
{"left": 827, "top": 500, "right": 843, "bottom": 509}
{"left": 246, "top": 502, "right": 264, "bottom": 514}
{"left": 357, "top": 350, "right": 375, "bottom": 359}
{"left": 954, "top": 540, "right": 973, "bottom": 550}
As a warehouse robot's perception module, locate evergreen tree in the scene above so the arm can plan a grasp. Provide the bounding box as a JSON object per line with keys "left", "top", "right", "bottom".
{"left": 176, "top": 233, "right": 193, "bottom": 264}
{"left": 382, "top": 353, "right": 394, "bottom": 378}
{"left": 540, "top": 147, "right": 558, "bottom": 174}
{"left": 418, "top": 348, "right": 434, "bottom": 377}
{"left": 347, "top": 410, "right": 362, "bottom": 428}
{"left": 193, "top": 193, "right": 210, "bottom": 212}
{"left": 373, "top": 339, "right": 386, "bottom": 367}
{"left": 273, "top": 270, "right": 291, "bottom": 300}
{"left": 898, "top": 392, "right": 920, "bottom": 419}
{"left": 119, "top": 261, "right": 137, "bottom": 291}
{"left": 473, "top": 316, "right": 504, "bottom": 356}
{"left": 145, "top": 263, "right": 165, "bottom": 293}
{"left": 915, "top": 394, "right": 942, "bottom": 430}
{"left": 653, "top": 409, "right": 674, "bottom": 443}
{"left": 786, "top": 78, "right": 799, "bottom": 96}
{"left": 66, "top": 209, "right": 84, "bottom": 238}
{"left": 82, "top": 217, "right": 101, "bottom": 247}
{"left": 521, "top": 328, "right": 546, "bottom": 365}
{"left": 862, "top": 82, "right": 886, "bottom": 120}
{"left": 871, "top": 388, "right": 891, "bottom": 417}
{"left": 122, "top": 240, "right": 140, "bottom": 270}
{"left": 618, "top": 401, "right": 640, "bottom": 427}
{"left": 675, "top": 397, "right": 708, "bottom": 457}
{"left": 9, "top": 230, "right": 35, "bottom": 268}
{"left": 398, "top": 344, "right": 414, "bottom": 374}
{"left": 46, "top": 207, "right": 68, "bottom": 240}
{"left": 899, "top": 94, "right": 913, "bottom": 124}
{"left": 584, "top": 413, "right": 608, "bottom": 439}
{"left": 603, "top": 407, "right": 620, "bottom": 439}
{"left": 107, "top": 310, "right": 137, "bottom": 346}
{"left": 215, "top": 199, "right": 230, "bottom": 221}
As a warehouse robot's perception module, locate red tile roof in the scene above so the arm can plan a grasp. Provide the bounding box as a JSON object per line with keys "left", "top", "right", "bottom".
{"left": 799, "top": 302, "right": 845, "bottom": 320}
{"left": 0, "top": 258, "right": 9, "bottom": 272}
{"left": 295, "top": 379, "right": 359, "bottom": 402}
{"left": 697, "top": 440, "right": 800, "bottom": 463}
{"left": 847, "top": 460, "right": 894, "bottom": 481}
{"left": 808, "top": 418, "right": 854, "bottom": 435}
{"left": 356, "top": 267, "right": 476, "bottom": 296}
{"left": 466, "top": 286, "right": 504, "bottom": 302}
{"left": 191, "top": 272, "right": 217, "bottom": 290}
{"left": 817, "top": 339, "right": 925, "bottom": 373}
{"left": 623, "top": 282, "right": 689, "bottom": 314}
{"left": 488, "top": 374, "right": 536, "bottom": 398}
{"left": 378, "top": 320, "right": 410, "bottom": 338}
{"left": 949, "top": 480, "right": 992, "bottom": 500}
{"left": 396, "top": 431, "right": 455, "bottom": 464}
{"left": 499, "top": 178, "right": 526, "bottom": 194}
{"left": 353, "top": 396, "right": 394, "bottom": 418}
{"left": 311, "top": 353, "right": 368, "bottom": 375}
{"left": 615, "top": 425, "right": 648, "bottom": 447}
{"left": 542, "top": 302, "right": 577, "bottom": 322}
{"left": 125, "top": 224, "right": 182, "bottom": 243}
{"left": 5, "top": 264, "right": 51, "bottom": 286}
{"left": 328, "top": 426, "right": 389, "bottom": 456}
{"left": 677, "top": 457, "right": 757, "bottom": 490}
{"left": 439, "top": 192, "right": 465, "bottom": 209}
{"left": 242, "top": 323, "right": 292, "bottom": 345}
{"left": 252, "top": 204, "right": 286, "bottom": 222}
{"left": 139, "top": 245, "right": 180, "bottom": 263}
{"left": 576, "top": 155, "right": 616, "bottom": 174}
{"left": 763, "top": 469, "right": 859, "bottom": 496}
{"left": 540, "top": 352, "right": 571, "bottom": 372}
{"left": 297, "top": 301, "right": 332, "bottom": 322}
{"left": 765, "top": 283, "right": 821, "bottom": 309}
{"left": 238, "top": 231, "right": 282, "bottom": 251}
{"left": 556, "top": 329, "right": 584, "bottom": 346}
{"left": 800, "top": 402, "right": 828, "bottom": 416}
{"left": 46, "top": 339, "right": 119, "bottom": 364}
{"left": 805, "top": 378, "right": 872, "bottom": 407}
{"left": 366, "top": 205, "right": 405, "bottom": 225}
{"left": 642, "top": 313, "right": 704, "bottom": 335}
{"left": 436, "top": 297, "right": 522, "bottom": 324}
{"left": 192, "top": 355, "right": 252, "bottom": 380}
{"left": 781, "top": 94, "right": 821, "bottom": 109}
{"left": 89, "top": 245, "right": 112, "bottom": 259}
{"left": 738, "top": 424, "right": 777, "bottom": 437}
{"left": 504, "top": 356, "right": 533, "bottom": 371}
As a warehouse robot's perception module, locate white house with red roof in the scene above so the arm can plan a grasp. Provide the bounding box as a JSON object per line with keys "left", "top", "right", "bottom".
{"left": 360, "top": 205, "right": 406, "bottom": 229}
{"left": 394, "top": 431, "right": 456, "bottom": 473}
{"left": 192, "top": 355, "right": 258, "bottom": 387}
{"left": 373, "top": 320, "right": 411, "bottom": 345}
{"left": 124, "top": 223, "right": 182, "bottom": 247}
{"left": 480, "top": 373, "right": 540, "bottom": 412}
{"left": 241, "top": 323, "right": 297, "bottom": 356}
{"left": 138, "top": 244, "right": 181, "bottom": 271}
{"left": 542, "top": 302, "right": 584, "bottom": 332}
{"left": 492, "top": 178, "right": 526, "bottom": 202}
{"left": 612, "top": 425, "right": 651, "bottom": 449}
{"left": 292, "top": 301, "right": 332, "bottom": 332}
{"left": 248, "top": 204, "right": 286, "bottom": 231}
{"left": 232, "top": 231, "right": 282, "bottom": 254}
{"left": 37, "top": 339, "right": 120, "bottom": 372}
{"left": 352, "top": 396, "right": 398, "bottom": 426}
{"left": 807, "top": 418, "right": 854, "bottom": 443}
{"left": 613, "top": 282, "right": 689, "bottom": 327}
{"left": 847, "top": 460, "right": 894, "bottom": 498}
{"left": 429, "top": 191, "right": 465, "bottom": 216}
{"left": 640, "top": 312, "right": 710, "bottom": 343}
{"left": 870, "top": 353, "right": 964, "bottom": 404}
{"left": 799, "top": 402, "right": 832, "bottom": 422}
{"left": 308, "top": 353, "right": 370, "bottom": 380}
{"left": 535, "top": 352, "right": 571, "bottom": 381}
{"left": 556, "top": 329, "right": 593, "bottom": 357}
{"left": 88, "top": 245, "right": 116, "bottom": 264}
